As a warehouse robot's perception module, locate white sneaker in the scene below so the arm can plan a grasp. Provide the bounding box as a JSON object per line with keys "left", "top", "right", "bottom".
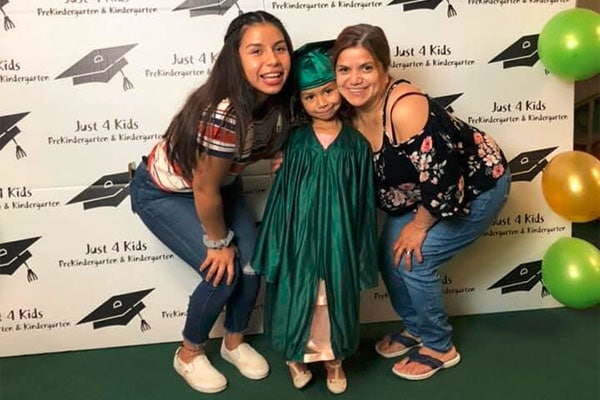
{"left": 220, "top": 340, "right": 270, "bottom": 380}
{"left": 173, "top": 347, "right": 227, "bottom": 393}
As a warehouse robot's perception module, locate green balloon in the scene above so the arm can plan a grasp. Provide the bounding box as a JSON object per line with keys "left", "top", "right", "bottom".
{"left": 538, "top": 8, "right": 600, "bottom": 81}
{"left": 542, "top": 237, "right": 600, "bottom": 309}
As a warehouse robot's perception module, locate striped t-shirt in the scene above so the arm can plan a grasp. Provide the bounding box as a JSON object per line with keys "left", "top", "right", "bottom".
{"left": 147, "top": 98, "right": 282, "bottom": 192}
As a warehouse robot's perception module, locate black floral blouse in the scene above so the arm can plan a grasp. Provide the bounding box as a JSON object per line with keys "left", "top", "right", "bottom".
{"left": 373, "top": 81, "right": 508, "bottom": 219}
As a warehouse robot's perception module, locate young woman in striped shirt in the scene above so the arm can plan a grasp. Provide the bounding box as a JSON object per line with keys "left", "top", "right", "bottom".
{"left": 129, "top": 10, "right": 294, "bottom": 394}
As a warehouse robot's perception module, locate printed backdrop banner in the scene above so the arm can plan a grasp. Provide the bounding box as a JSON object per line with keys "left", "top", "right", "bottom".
{"left": 0, "top": 0, "right": 575, "bottom": 357}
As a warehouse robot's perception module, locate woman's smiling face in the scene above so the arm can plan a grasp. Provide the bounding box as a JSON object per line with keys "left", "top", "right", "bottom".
{"left": 335, "top": 45, "right": 388, "bottom": 110}
{"left": 239, "top": 22, "right": 291, "bottom": 97}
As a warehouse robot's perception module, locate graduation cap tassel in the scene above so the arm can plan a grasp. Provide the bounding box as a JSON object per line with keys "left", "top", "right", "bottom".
{"left": 13, "top": 138, "right": 26, "bottom": 159}
{"left": 1, "top": 7, "right": 14, "bottom": 30}
{"left": 24, "top": 261, "right": 38, "bottom": 282}
{"left": 446, "top": 0, "right": 457, "bottom": 18}
{"left": 120, "top": 70, "right": 134, "bottom": 91}
{"left": 541, "top": 284, "right": 549, "bottom": 297}
{"left": 139, "top": 313, "right": 151, "bottom": 332}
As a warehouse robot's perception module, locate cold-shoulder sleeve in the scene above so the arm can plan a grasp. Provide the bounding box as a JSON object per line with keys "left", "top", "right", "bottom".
{"left": 402, "top": 130, "right": 466, "bottom": 218}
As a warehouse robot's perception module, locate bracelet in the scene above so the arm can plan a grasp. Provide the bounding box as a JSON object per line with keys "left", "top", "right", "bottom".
{"left": 203, "top": 229, "right": 234, "bottom": 249}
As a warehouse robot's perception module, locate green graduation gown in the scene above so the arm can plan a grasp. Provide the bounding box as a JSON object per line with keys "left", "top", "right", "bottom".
{"left": 252, "top": 122, "right": 378, "bottom": 362}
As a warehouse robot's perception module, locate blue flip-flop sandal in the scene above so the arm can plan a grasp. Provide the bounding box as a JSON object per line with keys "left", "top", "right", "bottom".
{"left": 392, "top": 349, "right": 461, "bottom": 380}
{"left": 375, "top": 332, "right": 423, "bottom": 358}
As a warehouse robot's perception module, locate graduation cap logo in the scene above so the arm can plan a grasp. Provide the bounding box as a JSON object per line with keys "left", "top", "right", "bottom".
{"left": 0, "top": 112, "right": 28, "bottom": 160}
{"left": 56, "top": 44, "right": 136, "bottom": 91}
{"left": 388, "top": 0, "right": 457, "bottom": 18}
{"left": 432, "top": 93, "right": 463, "bottom": 113}
{"left": 0, "top": 237, "right": 41, "bottom": 282}
{"left": 78, "top": 288, "right": 154, "bottom": 331}
{"left": 67, "top": 171, "right": 131, "bottom": 210}
{"left": 488, "top": 260, "right": 548, "bottom": 297}
{"left": 489, "top": 34, "right": 539, "bottom": 69}
{"left": 173, "top": 0, "right": 243, "bottom": 17}
{"left": 508, "top": 146, "right": 558, "bottom": 182}
{"left": 0, "top": 0, "right": 15, "bottom": 30}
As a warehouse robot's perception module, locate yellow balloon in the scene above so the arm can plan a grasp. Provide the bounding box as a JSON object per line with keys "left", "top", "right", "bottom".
{"left": 542, "top": 151, "right": 600, "bottom": 222}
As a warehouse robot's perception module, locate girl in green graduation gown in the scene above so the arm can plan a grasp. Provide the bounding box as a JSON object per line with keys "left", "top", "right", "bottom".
{"left": 252, "top": 41, "right": 378, "bottom": 394}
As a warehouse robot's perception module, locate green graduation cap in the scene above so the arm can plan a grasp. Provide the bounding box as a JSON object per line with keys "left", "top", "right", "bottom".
{"left": 294, "top": 40, "right": 335, "bottom": 91}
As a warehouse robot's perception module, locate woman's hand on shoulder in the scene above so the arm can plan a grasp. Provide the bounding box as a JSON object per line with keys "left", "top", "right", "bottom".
{"left": 200, "top": 246, "right": 237, "bottom": 286}
{"left": 388, "top": 84, "right": 429, "bottom": 144}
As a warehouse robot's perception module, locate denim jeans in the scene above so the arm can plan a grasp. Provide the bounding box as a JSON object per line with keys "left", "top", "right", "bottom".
{"left": 130, "top": 162, "right": 260, "bottom": 345}
{"left": 379, "top": 172, "right": 511, "bottom": 352}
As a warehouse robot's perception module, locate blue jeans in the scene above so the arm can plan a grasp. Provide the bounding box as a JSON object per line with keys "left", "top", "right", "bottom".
{"left": 130, "top": 162, "right": 260, "bottom": 346}
{"left": 379, "top": 172, "right": 511, "bottom": 352}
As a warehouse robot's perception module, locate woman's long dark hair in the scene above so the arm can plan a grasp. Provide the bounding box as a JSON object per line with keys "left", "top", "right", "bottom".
{"left": 163, "top": 11, "right": 294, "bottom": 180}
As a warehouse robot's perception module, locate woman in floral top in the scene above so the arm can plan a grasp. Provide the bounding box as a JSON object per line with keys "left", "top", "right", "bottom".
{"left": 331, "top": 24, "right": 511, "bottom": 380}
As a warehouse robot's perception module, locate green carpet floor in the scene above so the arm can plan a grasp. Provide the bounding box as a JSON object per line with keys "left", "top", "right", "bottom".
{"left": 1, "top": 308, "right": 598, "bottom": 400}
{"left": 1, "top": 222, "right": 598, "bottom": 400}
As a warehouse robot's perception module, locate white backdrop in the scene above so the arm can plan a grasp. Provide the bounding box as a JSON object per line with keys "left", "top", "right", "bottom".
{"left": 0, "top": 0, "right": 574, "bottom": 357}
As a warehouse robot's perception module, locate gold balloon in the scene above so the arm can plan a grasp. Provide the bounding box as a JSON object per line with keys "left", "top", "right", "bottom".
{"left": 542, "top": 151, "right": 600, "bottom": 222}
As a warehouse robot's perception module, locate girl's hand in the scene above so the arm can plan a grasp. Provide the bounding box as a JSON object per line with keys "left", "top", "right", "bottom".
{"left": 392, "top": 221, "right": 428, "bottom": 271}
{"left": 199, "top": 246, "right": 237, "bottom": 286}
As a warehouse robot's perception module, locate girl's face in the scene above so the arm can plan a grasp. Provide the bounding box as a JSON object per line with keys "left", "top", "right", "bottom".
{"left": 239, "top": 23, "right": 291, "bottom": 97}
{"left": 300, "top": 82, "right": 341, "bottom": 122}
{"left": 335, "top": 46, "right": 388, "bottom": 110}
